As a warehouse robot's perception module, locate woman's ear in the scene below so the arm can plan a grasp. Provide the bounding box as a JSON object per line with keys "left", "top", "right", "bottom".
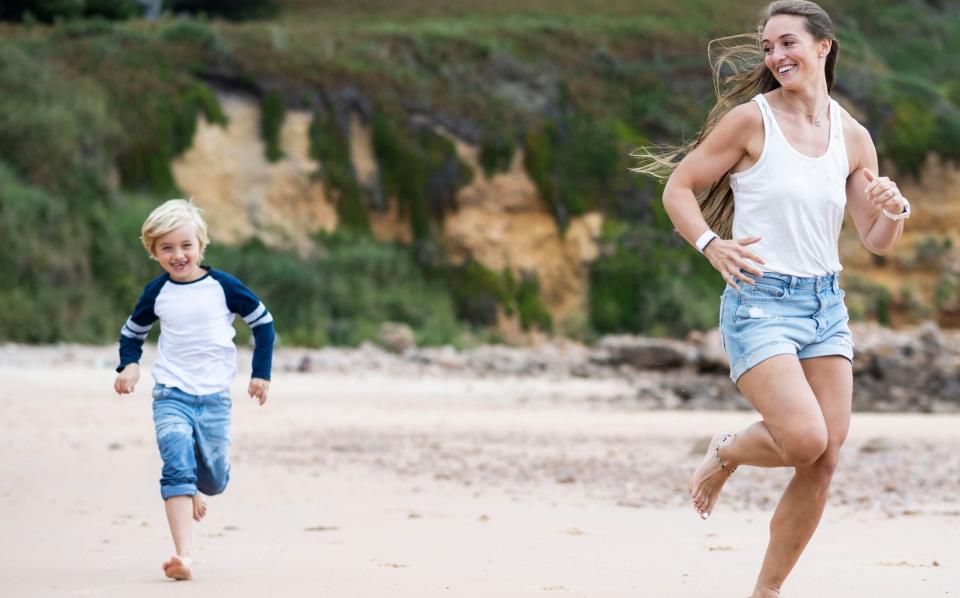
{"left": 820, "top": 39, "right": 832, "bottom": 58}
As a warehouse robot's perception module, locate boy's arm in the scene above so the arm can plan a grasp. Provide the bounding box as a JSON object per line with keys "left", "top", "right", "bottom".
{"left": 211, "top": 271, "right": 275, "bottom": 382}
{"left": 115, "top": 277, "right": 164, "bottom": 393}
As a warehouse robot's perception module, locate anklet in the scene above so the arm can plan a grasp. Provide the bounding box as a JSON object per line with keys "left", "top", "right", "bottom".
{"left": 715, "top": 433, "right": 737, "bottom": 473}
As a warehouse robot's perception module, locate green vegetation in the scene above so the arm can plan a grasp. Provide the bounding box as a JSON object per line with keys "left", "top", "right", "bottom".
{"left": 308, "top": 101, "right": 369, "bottom": 232}
{"left": 1, "top": 0, "right": 958, "bottom": 346}
{"left": 260, "top": 90, "right": 285, "bottom": 162}
{"left": 0, "top": 1, "right": 142, "bottom": 23}
{"left": 372, "top": 112, "right": 470, "bottom": 242}
{"left": 589, "top": 218, "right": 719, "bottom": 338}
{"left": 208, "top": 232, "right": 461, "bottom": 346}
{"left": 0, "top": 0, "right": 278, "bottom": 23}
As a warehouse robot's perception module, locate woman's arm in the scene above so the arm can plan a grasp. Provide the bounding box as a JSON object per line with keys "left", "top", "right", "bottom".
{"left": 662, "top": 102, "right": 766, "bottom": 288}
{"left": 843, "top": 117, "right": 906, "bottom": 255}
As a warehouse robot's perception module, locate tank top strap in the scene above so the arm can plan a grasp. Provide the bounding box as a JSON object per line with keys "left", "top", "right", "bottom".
{"left": 751, "top": 94, "right": 778, "bottom": 139}
{"left": 828, "top": 98, "right": 843, "bottom": 141}
{"left": 827, "top": 97, "right": 849, "bottom": 176}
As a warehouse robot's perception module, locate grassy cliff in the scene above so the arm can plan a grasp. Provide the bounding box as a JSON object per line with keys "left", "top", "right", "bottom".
{"left": 1, "top": 0, "right": 959, "bottom": 345}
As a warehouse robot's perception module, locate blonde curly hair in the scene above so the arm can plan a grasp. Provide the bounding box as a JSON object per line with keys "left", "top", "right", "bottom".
{"left": 140, "top": 198, "right": 210, "bottom": 259}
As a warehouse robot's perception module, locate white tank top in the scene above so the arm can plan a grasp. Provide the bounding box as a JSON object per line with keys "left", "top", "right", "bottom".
{"left": 728, "top": 93, "right": 848, "bottom": 277}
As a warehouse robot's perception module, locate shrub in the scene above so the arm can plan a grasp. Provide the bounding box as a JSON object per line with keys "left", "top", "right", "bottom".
{"left": 0, "top": 43, "right": 119, "bottom": 195}
{"left": 589, "top": 222, "right": 719, "bottom": 337}
{"left": 1, "top": 0, "right": 142, "bottom": 23}
{"left": 373, "top": 111, "right": 471, "bottom": 241}
{"left": 308, "top": 101, "right": 368, "bottom": 232}
{"left": 164, "top": 0, "right": 279, "bottom": 20}
{"left": 207, "top": 232, "right": 462, "bottom": 346}
{"left": 260, "top": 90, "right": 285, "bottom": 162}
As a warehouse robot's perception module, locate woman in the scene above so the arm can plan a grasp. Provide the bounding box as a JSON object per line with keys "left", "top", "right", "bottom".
{"left": 635, "top": 2, "right": 909, "bottom": 596}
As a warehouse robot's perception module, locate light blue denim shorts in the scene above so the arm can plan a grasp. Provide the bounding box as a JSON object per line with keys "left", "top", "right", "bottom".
{"left": 152, "top": 383, "right": 232, "bottom": 500}
{"left": 719, "top": 271, "right": 854, "bottom": 384}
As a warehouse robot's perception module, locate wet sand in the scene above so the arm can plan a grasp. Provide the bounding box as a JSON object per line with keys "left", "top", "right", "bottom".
{"left": 0, "top": 349, "right": 957, "bottom": 597}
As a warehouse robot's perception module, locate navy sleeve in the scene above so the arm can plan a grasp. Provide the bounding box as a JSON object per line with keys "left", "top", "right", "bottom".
{"left": 116, "top": 275, "right": 167, "bottom": 372}
{"left": 210, "top": 269, "right": 275, "bottom": 381}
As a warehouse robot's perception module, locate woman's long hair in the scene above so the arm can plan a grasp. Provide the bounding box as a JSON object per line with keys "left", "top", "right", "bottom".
{"left": 632, "top": 0, "right": 839, "bottom": 239}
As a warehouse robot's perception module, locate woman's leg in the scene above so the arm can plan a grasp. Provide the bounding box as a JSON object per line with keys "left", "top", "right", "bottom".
{"left": 690, "top": 354, "right": 829, "bottom": 516}
{"left": 751, "top": 355, "right": 852, "bottom": 597}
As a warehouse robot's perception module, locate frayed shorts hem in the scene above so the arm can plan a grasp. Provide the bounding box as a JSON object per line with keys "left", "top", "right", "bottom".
{"left": 730, "top": 341, "right": 854, "bottom": 384}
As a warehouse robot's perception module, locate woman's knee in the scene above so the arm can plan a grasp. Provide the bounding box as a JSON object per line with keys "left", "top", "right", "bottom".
{"left": 779, "top": 424, "right": 829, "bottom": 466}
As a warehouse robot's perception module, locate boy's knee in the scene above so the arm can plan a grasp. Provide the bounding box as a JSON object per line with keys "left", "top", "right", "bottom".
{"left": 197, "top": 466, "right": 230, "bottom": 496}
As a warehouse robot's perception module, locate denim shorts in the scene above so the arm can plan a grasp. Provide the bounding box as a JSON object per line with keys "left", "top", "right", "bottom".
{"left": 152, "top": 384, "right": 232, "bottom": 500}
{"left": 718, "top": 271, "right": 854, "bottom": 383}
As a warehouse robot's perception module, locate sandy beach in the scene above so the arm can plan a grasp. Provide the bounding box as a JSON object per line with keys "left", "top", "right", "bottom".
{"left": 0, "top": 346, "right": 957, "bottom": 597}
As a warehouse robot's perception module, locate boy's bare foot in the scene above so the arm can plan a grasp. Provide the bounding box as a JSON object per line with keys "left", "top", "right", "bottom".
{"left": 162, "top": 554, "right": 193, "bottom": 580}
{"left": 750, "top": 587, "right": 781, "bottom": 598}
{"left": 689, "top": 432, "right": 736, "bottom": 519}
{"left": 192, "top": 494, "right": 207, "bottom": 522}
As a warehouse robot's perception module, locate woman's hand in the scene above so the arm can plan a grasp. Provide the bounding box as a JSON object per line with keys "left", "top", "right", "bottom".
{"left": 863, "top": 168, "right": 906, "bottom": 215}
{"left": 703, "top": 236, "right": 766, "bottom": 290}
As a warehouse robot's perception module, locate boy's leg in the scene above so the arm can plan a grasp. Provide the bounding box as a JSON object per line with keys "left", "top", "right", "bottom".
{"left": 162, "top": 497, "right": 195, "bottom": 580}
{"left": 195, "top": 389, "right": 232, "bottom": 496}
{"left": 152, "top": 386, "right": 200, "bottom": 579}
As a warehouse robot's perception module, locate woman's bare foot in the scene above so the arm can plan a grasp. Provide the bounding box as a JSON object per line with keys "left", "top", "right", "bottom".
{"left": 162, "top": 554, "right": 193, "bottom": 580}
{"left": 689, "top": 432, "right": 737, "bottom": 519}
{"left": 192, "top": 494, "right": 207, "bottom": 522}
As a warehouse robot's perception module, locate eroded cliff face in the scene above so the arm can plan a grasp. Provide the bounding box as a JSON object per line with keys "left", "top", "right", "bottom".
{"left": 439, "top": 136, "right": 602, "bottom": 324}
{"left": 171, "top": 94, "right": 338, "bottom": 250}
{"left": 171, "top": 94, "right": 958, "bottom": 331}
{"left": 171, "top": 94, "right": 603, "bottom": 327}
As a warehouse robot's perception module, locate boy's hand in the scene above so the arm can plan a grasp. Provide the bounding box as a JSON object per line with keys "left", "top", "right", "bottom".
{"left": 248, "top": 378, "right": 270, "bottom": 406}
{"left": 114, "top": 363, "right": 140, "bottom": 395}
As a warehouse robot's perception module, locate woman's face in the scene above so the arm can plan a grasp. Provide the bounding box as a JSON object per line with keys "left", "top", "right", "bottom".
{"left": 761, "top": 14, "right": 830, "bottom": 90}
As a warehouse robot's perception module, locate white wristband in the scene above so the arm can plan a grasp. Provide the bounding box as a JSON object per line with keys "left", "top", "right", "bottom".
{"left": 695, "top": 230, "right": 719, "bottom": 253}
{"left": 881, "top": 197, "right": 910, "bottom": 221}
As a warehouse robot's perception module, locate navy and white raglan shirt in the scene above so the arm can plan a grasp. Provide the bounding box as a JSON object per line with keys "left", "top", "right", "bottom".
{"left": 116, "top": 268, "right": 275, "bottom": 396}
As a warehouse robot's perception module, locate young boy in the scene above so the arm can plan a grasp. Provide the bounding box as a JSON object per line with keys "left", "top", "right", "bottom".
{"left": 113, "top": 199, "right": 275, "bottom": 581}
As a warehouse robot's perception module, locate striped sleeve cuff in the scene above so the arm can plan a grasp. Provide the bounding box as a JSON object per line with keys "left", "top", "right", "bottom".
{"left": 244, "top": 303, "right": 274, "bottom": 328}
{"left": 120, "top": 318, "right": 153, "bottom": 340}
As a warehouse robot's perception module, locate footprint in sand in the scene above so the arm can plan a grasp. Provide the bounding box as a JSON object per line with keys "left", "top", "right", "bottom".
{"left": 542, "top": 586, "right": 570, "bottom": 592}
{"left": 877, "top": 560, "right": 939, "bottom": 568}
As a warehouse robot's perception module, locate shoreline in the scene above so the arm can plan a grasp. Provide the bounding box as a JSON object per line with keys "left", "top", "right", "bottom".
{"left": 1, "top": 356, "right": 958, "bottom": 596}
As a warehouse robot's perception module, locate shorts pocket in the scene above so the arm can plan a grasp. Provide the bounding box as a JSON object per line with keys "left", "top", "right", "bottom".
{"left": 152, "top": 385, "right": 172, "bottom": 400}
{"left": 743, "top": 282, "right": 787, "bottom": 300}
{"left": 217, "top": 391, "right": 232, "bottom": 408}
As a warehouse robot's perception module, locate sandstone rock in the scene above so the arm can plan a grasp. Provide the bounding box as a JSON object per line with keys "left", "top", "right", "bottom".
{"left": 693, "top": 328, "right": 728, "bottom": 372}
{"left": 596, "top": 335, "right": 694, "bottom": 369}
{"left": 376, "top": 323, "right": 416, "bottom": 354}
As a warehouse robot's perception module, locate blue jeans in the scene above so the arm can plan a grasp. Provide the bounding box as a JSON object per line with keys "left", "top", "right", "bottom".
{"left": 152, "top": 384, "right": 232, "bottom": 500}
{"left": 719, "top": 271, "right": 854, "bottom": 383}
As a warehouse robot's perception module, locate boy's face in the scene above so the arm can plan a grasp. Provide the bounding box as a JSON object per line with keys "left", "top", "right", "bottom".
{"left": 154, "top": 224, "right": 204, "bottom": 283}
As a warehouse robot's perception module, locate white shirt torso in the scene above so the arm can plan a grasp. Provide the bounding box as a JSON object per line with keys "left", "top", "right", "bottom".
{"left": 728, "top": 93, "right": 848, "bottom": 277}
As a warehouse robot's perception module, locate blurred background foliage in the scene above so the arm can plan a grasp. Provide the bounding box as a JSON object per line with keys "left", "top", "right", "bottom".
{"left": 1, "top": 0, "right": 959, "bottom": 346}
